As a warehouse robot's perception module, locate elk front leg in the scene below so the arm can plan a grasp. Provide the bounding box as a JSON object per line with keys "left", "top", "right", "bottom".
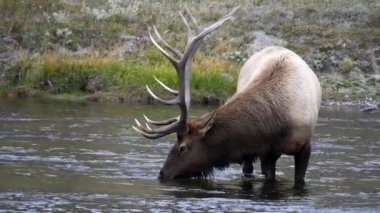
{"left": 260, "top": 153, "right": 280, "bottom": 181}
{"left": 242, "top": 158, "right": 254, "bottom": 175}
{"left": 294, "top": 143, "right": 311, "bottom": 186}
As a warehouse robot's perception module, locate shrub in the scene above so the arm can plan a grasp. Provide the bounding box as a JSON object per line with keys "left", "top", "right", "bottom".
{"left": 339, "top": 57, "right": 353, "bottom": 73}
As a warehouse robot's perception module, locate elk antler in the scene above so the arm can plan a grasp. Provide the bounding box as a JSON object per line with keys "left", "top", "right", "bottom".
{"left": 133, "top": 6, "right": 239, "bottom": 139}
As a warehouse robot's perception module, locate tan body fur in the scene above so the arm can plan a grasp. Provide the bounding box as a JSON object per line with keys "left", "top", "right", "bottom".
{"left": 222, "top": 46, "right": 321, "bottom": 156}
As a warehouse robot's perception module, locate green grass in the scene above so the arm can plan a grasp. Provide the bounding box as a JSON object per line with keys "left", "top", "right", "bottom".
{"left": 2, "top": 50, "right": 240, "bottom": 102}
{"left": 334, "top": 79, "right": 359, "bottom": 90}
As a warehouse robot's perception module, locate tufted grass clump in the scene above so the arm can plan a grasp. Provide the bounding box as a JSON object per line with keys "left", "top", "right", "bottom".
{"left": 339, "top": 57, "right": 354, "bottom": 73}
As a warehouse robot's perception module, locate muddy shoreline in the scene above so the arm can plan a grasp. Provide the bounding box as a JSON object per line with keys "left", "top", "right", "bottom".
{"left": 1, "top": 89, "right": 378, "bottom": 112}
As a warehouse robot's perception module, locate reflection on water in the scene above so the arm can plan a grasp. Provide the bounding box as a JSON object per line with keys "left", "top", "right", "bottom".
{"left": 0, "top": 99, "right": 379, "bottom": 212}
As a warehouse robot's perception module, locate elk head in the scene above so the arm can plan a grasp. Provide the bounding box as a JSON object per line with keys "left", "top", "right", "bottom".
{"left": 133, "top": 6, "right": 238, "bottom": 180}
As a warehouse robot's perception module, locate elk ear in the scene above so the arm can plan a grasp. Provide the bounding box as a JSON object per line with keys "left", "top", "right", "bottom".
{"left": 177, "top": 133, "right": 183, "bottom": 142}
{"left": 199, "top": 111, "right": 216, "bottom": 137}
{"left": 176, "top": 124, "right": 189, "bottom": 142}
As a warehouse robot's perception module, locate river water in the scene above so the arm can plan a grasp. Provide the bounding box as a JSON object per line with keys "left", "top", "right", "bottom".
{"left": 0, "top": 99, "right": 379, "bottom": 212}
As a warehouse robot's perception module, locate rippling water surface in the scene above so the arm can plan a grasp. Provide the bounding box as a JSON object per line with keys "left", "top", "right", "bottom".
{"left": 0, "top": 99, "right": 379, "bottom": 212}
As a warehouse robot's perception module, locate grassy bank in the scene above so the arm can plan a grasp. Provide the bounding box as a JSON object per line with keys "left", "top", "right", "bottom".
{"left": 3, "top": 51, "right": 378, "bottom": 105}
{"left": 1, "top": 50, "right": 240, "bottom": 103}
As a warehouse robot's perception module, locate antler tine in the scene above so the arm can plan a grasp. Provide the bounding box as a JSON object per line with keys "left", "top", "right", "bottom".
{"left": 194, "top": 6, "right": 239, "bottom": 44}
{"left": 134, "top": 118, "right": 153, "bottom": 131}
{"left": 133, "top": 115, "right": 179, "bottom": 139}
{"left": 132, "top": 125, "right": 167, "bottom": 139}
{"left": 145, "top": 123, "right": 152, "bottom": 131}
{"left": 143, "top": 114, "right": 179, "bottom": 126}
{"left": 134, "top": 6, "right": 238, "bottom": 139}
{"left": 135, "top": 118, "right": 181, "bottom": 135}
{"left": 180, "top": 6, "right": 239, "bottom": 64}
{"left": 135, "top": 118, "right": 152, "bottom": 132}
{"left": 134, "top": 118, "right": 142, "bottom": 127}
{"left": 183, "top": 6, "right": 199, "bottom": 32}
{"left": 145, "top": 85, "right": 179, "bottom": 105}
{"left": 152, "top": 26, "right": 183, "bottom": 59}
{"left": 179, "top": 11, "right": 193, "bottom": 37}
{"left": 222, "top": 6, "right": 240, "bottom": 20}
{"left": 153, "top": 75, "right": 179, "bottom": 95}
{"left": 148, "top": 27, "right": 179, "bottom": 66}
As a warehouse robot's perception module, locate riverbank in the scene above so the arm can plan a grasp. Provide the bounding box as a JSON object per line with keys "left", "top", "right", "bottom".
{"left": 0, "top": 52, "right": 240, "bottom": 104}
{"left": 1, "top": 0, "right": 379, "bottom": 106}
{"left": 0, "top": 51, "right": 379, "bottom": 106}
{"left": 1, "top": 68, "right": 379, "bottom": 107}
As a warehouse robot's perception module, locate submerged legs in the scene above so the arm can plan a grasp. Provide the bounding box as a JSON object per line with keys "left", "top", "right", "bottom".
{"left": 294, "top": 143, "right": 311, "bottom": 186}
{"left": 241, "top": 142, "right": 311, "bottom": 185}
{"left": 242, "top": 160, "right": 254, "bottom": 174}
{"left": 242, "top": 156, "right": 254, "bottom": 175}
{"left": 260, "top": 153, "right": 281, "bottom": 181}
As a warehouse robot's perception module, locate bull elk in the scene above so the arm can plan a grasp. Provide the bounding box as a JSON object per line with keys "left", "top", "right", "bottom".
{"left": 133, "top": 6, "right": 321, "bottom": 185}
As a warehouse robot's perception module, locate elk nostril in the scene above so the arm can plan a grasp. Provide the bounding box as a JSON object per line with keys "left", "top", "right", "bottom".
{"left": 159, "top": 170, "right": 164, "bottom": 179}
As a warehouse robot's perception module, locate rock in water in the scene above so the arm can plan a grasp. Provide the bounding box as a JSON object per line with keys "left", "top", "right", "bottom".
{"left": 360, "top": 104, "right": 378, "bottom": 113}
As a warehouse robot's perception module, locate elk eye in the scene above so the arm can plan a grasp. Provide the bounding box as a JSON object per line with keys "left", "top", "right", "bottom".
{"left": 179, "top": 145, "right": 186, "bottom": 154}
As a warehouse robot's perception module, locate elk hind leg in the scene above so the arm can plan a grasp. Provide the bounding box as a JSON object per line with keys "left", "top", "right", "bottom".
{"left": 260, "top": 153, "right": 280, "bottom": 181}
{"left": 294, "top": 142, "right": 311, "bottom": 186}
